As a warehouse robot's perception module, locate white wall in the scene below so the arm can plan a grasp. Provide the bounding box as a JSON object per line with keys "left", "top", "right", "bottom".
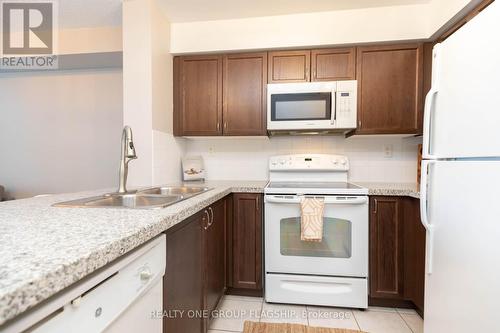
{"left": 151, "top": 1, "right": 186, "bottom": 184}
{"left": 0, "top": 70, "right": 123, "bottom": 199}
{"left": 427, "top": 0, "right": 482, "bottom": 36}
{"left": 170, "top": 0, "right": 477, "bottom": 54}
{"left": 123, "top": 0, "right": 185, "bottom": 187}
{"left": 123, "top": 0, "right": 154, "bottom": 187}
{"left": 184, "top": 136, "right": 420, "bottom": 183}
{"left": 170, "top": 5, "right": 428, "bottom": 54}
{"left": 59, "top": 27, "right": 122, "bottom": 54}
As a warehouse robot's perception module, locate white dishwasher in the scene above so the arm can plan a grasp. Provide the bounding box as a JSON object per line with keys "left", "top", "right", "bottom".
{"left": 4, "top": 235, "right": 166, "bottom": 333}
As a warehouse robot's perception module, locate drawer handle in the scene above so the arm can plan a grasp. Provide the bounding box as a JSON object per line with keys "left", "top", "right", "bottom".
{"left": 140, "top": 268, "right": 152, "bottom": 281}
{"left": 208, "top": 207, "right": 214, "bottom": 227}
{"left": 203, "top": 210, "right": 210, "bottom": 230}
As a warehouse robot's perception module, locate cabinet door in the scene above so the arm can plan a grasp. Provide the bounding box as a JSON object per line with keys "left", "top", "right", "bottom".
{"left": 311, "top": 47, "right": 356, "bottom": 81}
{"left": 369, "top": 196, "right": 405, "bottom": 299}
{"left": 164, "top": 212, "right": 207, "bottom": 333}
{"left": 204, "top": 199, "right": 227, "bottom": 314}
{"left": 268, "top": 50, "right": 310, "bottom": 83}
{"left": 356, "top": 44, "right": 423, "bottom": 134}
{"left": 403, "top": 198, "right": 426, "bottom": 315}
{"left": 232, "top": 193, "right": 263, "bottom": 291}
{"left": 223, "top": 53, "right": 267, "bottom": 136}
{"left": 174, "top": 55, "right": 223, "bottom": 136}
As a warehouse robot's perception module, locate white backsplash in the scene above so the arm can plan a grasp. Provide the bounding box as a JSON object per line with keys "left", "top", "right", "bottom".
{"left": 184, "top": 136, "right": 421, "bottom": 183}
{"left": 153, "top": 130, "right": 186, "bottom": 185}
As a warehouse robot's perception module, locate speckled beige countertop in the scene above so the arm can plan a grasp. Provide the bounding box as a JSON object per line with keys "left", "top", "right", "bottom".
{"left": 0, "top": 180, "right": 420, "bottom": 326}
{"left": 0, "top": 181, "right": 266, "bottom": 327}
{"left": 353, "top": 182, "right": 420, "bottom": 199}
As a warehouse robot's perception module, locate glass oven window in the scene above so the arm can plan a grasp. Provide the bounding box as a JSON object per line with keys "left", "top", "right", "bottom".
{"left": 271, "top": 93, "right": 331, "bottom": 121}
{"left": 280, "top": 217, "right": 352, "bottom": 258}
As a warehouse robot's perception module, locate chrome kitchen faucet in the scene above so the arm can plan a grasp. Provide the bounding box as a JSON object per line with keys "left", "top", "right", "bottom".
{"left": 117, "top": 126, "right": 137, "bottom": 194}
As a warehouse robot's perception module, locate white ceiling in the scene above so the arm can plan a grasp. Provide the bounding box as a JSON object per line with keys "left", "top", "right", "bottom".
{"left": 55, "top": 0, "right": 433, "bottom": 28}
{"left": 58, "top": 0, "right": 122, "bottom": 29}
{"left": 158, "top": 0, "right": 432, "bottom": 23}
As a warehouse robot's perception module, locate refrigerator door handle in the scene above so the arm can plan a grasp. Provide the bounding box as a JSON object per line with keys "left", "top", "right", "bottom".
{"left": 422, "top": 88, "right": 438, "bottom": 159}
{"left": 420, "top": 160, "right": 436, "bottom": 275}
{"left": 422, "top": 44, "right": 441, "bottom": 160}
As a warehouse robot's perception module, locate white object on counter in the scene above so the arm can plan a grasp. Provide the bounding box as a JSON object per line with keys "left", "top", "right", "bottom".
{"left": 3, "top": 235, "right": 166, "bottom": 333}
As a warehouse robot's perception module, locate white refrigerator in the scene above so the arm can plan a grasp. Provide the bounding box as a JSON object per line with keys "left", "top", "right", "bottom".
{"left": 420, "top": 1, "right": 500, "bottom": 332}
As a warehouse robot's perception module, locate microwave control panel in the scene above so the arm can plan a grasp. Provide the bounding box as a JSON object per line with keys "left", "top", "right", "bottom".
{"left": 334, "top": 80, "right": 357, "bottom": 129}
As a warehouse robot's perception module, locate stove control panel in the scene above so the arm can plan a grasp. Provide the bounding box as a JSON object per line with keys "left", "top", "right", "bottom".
{"left": 269, "top": 154, "right": 349, "bottom": 171}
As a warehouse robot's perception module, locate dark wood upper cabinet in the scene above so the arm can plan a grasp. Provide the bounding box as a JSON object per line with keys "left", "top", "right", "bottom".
{"left": 369, "top": 196, "right": 405, "bottom": 300}
{"left": 311, "top": 47, "right": 356, "bottom": 81}
{"left": 230, "top": 193, "right": 263, "bottom": 292}
{"left": 268, "top": 50, "right": 310, "bottom": 83}
{"left": 173, "top": 55, "right": 223, "bottom": 136}
{"left": 356, "top": 44, "right": 424, "bottom": 134}
{"left": 223, "top": 53, "right": 267, "bottom": 136}
{"left": 173, "top": 43, "right": 425, "bottom": 136}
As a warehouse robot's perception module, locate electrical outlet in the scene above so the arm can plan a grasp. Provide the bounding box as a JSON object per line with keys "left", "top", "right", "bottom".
{"left": 383, "top": 144, "right": 393, "bottom": 158}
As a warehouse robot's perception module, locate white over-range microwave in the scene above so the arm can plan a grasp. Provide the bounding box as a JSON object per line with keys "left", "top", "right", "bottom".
{"left": 267, "top": 81, "right": 357, "bottom": 134}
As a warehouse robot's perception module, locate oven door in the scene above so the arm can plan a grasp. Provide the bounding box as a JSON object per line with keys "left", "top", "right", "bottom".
{"left": 264, "top": 195, "right": 368, "bottom": 277}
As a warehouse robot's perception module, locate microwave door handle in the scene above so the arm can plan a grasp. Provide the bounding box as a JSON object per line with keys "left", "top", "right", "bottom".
{"left": 332, "top": 91, "right": 337, "bottom": 125}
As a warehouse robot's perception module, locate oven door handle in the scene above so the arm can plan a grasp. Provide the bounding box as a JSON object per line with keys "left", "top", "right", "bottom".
{"left": 265, "top": 196, "right": 367, "bottom": 205}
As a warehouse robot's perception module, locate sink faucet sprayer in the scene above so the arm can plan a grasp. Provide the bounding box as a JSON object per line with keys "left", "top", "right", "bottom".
{"left": 117, "top": 126, "right": 137, "bottom": 194}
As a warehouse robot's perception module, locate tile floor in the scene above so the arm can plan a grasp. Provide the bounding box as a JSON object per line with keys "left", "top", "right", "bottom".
{"left": 209, "top": 295, "right": 423, "bottom": 333}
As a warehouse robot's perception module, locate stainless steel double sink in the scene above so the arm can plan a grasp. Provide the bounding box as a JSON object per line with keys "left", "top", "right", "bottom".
{"left": 53, "top": 186, "right": 212, "bottom": 209}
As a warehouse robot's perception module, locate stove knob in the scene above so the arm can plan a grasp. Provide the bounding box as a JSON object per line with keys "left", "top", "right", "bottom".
{"left": 332, "top": 159, "right": 339, "bottom": 165}
{"left": 341, "top": 159, "right": 347, "bottom": 166}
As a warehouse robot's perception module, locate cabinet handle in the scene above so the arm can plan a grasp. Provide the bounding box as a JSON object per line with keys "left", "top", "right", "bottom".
{"left": 256, "top": 196, "right": 260, "bottom": 211}
{"left": 224, "top": 122, "right": 228, "bottom": 130}
{"left": 217, "top": 122, "right": 220, "bottom": 132}
{"left": 203, "top": 210, "right": 210, "bottom": 230}
{"left": 208, "top": 207, "right": 214, "bottom": 227}
{"left": 373, "top": 199, "right": 378, "bottom": 214}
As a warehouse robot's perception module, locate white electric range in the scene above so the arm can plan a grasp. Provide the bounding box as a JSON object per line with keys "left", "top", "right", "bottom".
{"left": 264, "top": 154, "right": 368, "bottom": 309}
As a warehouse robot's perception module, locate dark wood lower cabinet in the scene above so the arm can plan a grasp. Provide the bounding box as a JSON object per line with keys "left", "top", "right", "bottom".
{"left": 164, "top": 197, "right": 228, "bottom": 333}
{"left": 164, "top": 194, "right": 263, "bottom": 332}
{"left": 227, "top": 193, "right": 263, "bottom": 295}
{"left": 164, "top": 192, "right": 423, "bottom": 332}
{"left": 370, "top": 196, "right": 405, "bottom": 300}
{"left": 403, "top": 198, "right": 425, "bottom": 315}
{"left": 369, "top": 196, "right": 425, "bottom": 316}
{"left": 204, "top": 198, "right": 227, "bottom": 316}
{"left": 164, "top": 211, "right": 205, "bottom": 333}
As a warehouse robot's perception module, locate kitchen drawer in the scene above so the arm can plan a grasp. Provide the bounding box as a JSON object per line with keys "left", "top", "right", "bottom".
{"left": 265, "top": 273, "right": 367, "bottom": 309}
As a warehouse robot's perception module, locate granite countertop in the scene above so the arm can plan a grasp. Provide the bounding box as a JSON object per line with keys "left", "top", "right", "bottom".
{"left": 0, "top": 179, "right": 420, "bottom": 326}
{"left": 0, "top": 180, "right": 266, "bottom": 326}
{"left": 353, "top": 182, "right": 420, "bottom": 199}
